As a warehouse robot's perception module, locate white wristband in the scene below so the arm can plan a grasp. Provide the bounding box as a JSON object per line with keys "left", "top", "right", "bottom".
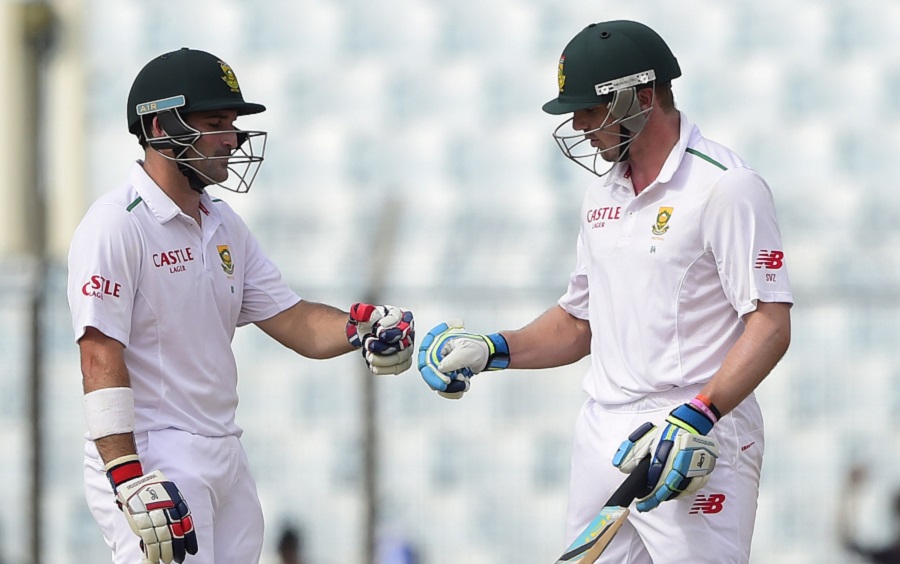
{"left": 83, "top": 387, "right": 135, "bottom": 440}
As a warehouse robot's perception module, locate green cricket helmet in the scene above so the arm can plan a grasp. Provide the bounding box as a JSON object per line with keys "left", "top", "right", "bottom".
{"left": 127, "top": 48, "right": 268, "bottom": 193}
{"left": 543, "top": 21, "right": 681, "bottom": 177}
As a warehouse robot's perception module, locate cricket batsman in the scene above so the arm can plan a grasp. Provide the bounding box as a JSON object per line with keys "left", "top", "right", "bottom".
{"left": 418, "top": 20, "right": 792, "bottom": 563}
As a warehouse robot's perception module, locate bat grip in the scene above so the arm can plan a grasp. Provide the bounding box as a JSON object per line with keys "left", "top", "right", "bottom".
{"left": 606, "top": 456, "right": 652, "bottom": 507}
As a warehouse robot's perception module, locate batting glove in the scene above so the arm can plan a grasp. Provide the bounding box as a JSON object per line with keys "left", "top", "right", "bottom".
{"left": 346, "top": 303, "right": 415, "bottom": 375}
{"left": 106, "top": 455, "right": 199, "bottom": 563}
{"left": 417, "top": 321, "right": 509, "bottom": 399}
{"left": 612, "top": 399, "right": 720, "bottom": 512}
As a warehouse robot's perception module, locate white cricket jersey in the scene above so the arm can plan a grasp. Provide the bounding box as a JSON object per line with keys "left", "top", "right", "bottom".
{"left": 67, "top": 162, "right": 301, "bottom": 437}
{"left": 558, "top": 112, "right": 793, "bottom": 405}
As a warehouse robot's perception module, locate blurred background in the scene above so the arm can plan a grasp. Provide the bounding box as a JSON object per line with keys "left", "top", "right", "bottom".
{"left": 0, "top": 0, "right": 898, "bottom": 562}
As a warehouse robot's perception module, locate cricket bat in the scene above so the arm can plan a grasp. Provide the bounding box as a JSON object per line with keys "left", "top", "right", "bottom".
{"left": 554, "top": 456, "right": 652, "bottom": 563}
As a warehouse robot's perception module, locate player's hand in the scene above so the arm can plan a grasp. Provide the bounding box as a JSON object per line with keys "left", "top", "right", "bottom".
{"left": 612, "top": 401, "right": 719, "bottom": 512}
{"left": 106, "top": 456, "right": 198, "bottom": 563}
{"left": 346, "top": 303, "right": 415, "bottom": 375}
{"left": 417, "top": 321, "right": 509, "bottom": 399}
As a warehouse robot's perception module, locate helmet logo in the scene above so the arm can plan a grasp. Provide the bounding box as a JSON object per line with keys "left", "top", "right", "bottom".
{"left": 557, "top": 56, "right": 566, "bottom": 93}
{"left": 219, "top": 61, "right": 241, "bottom": 93}
{"left": 217, "top": 245, "right": 235, "bottom": 275}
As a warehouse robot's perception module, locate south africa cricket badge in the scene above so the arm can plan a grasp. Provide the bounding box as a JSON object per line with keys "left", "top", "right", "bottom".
{"left": 652, "top": 206, "right": 674, "bottom": 236}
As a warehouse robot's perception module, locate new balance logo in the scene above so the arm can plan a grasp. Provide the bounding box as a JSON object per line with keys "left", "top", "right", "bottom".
{"left": 689, "top": 493, "right": 726, "bottom": 515}
{"left": 754, "top": 250, "right": 784, "bottom": 269}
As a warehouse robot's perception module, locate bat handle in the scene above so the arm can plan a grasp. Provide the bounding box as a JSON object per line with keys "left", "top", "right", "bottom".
{"left": 606, "top": 456, "right": 652, "bottom": 507}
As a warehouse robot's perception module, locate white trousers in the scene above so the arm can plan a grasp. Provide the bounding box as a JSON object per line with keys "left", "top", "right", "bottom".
{"left": 565, "top": 385, "right": 765, "bottom": 564}
{"left": 84, "top": 429, "right": 265, "bottom": 564}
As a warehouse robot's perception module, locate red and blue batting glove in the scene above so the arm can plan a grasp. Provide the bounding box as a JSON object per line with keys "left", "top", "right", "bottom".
{"left": 417, "top": 321, "right": 509, "bottom": 399}
{"left": 106, "top": 455, "right": 199, "bottom": 563}
{"left": 613, "top": 397, "right": 720, "bottom": 512}
{"left": 346, "top": 303, "right": 415, "bottom": 375}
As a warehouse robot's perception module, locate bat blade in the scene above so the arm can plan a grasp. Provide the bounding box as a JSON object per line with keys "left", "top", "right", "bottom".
{"left": 554, "top": 456, "right": 651, "bottom": 564}
{"left": 555, "top": 506, "right": 630, "bottom": 563}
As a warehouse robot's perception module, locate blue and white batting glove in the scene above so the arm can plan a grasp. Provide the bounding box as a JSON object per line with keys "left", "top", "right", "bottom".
{"left": 106, "top": 455, "right": 199, "bottom": 563}
{"left": 346, "top": 303, "right": 415, "bottom": 375}
{"left": 417, "top": 321, "right": 509, "bottom": 399}
{"left": 613, "top": 398, "right": 720, "bottom": 512}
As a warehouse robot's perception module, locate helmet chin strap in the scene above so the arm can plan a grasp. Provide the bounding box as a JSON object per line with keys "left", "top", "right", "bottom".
{"left": 609, "top": 87, "right": 651, "bottom": 135}
{"left": 176, "top": 163, "right": 209, "bottom": 194}
{"left": 606, "top": 85, "right": 655, "bottom": 165}
{"left": 618, "top": 125, "right": 633, "bottom": 162}
{"left": 148, "top": 110, "right": 210, "bottom": 194}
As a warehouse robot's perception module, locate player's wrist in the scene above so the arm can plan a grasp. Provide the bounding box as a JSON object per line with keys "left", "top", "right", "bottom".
{"left": 482, "top": 332, "right": 510, "bottom": 371}
{"left": 693, "top": 393, "right": 721, "bottom": 421}
{"left": 83, "top": 387, "right": 136, "bottom": 440}
{"left": 105, "top": 454, "right": 144, "bottom": 492}
{"left": 345, "top": 303, "right": 374, "bottom": 348}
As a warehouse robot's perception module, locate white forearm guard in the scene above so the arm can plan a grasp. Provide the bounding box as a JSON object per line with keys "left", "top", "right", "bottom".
{"left": 83, "top": 387, "right": 135, "bottom": 440}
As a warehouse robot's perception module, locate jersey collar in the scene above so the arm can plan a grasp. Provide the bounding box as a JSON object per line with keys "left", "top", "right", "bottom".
{"left": 656, "top": 111, "right": 699, "bottom": 184}
{"left": 604, "top": 111, "right": 700, "bottom": 195}
{"left": 130, "top": 161, "right": 217, "bottom": 224}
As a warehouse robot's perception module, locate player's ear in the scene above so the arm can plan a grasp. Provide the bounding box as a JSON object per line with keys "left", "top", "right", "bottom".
{"left": 149, "top": 115, "right": 166, "bottom": 138}
{"left": 637, "top": 86, "right": 655, "bottom": 109}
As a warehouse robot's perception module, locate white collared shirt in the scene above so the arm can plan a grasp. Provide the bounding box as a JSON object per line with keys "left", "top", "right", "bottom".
{"left": 559, "top": 112, "right": 793, "bottom": 405}
{"left": 68, "top": 161, "right": 301, "bottom": 437}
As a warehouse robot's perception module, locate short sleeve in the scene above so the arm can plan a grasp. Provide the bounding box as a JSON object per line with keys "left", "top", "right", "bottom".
{"left": 558, "top": 228, "right": 591, "bottom": 320}
{"left": 701, "top": 167, "right": 793, "bottom": 317}
{"left": 237, "top": 229, "right": 301, "bottom": 326}
{"left": 66, "top": 203, "right": 143, "bottom": 346}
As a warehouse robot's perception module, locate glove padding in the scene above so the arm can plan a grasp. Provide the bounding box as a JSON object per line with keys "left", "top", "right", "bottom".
{"left": 417, "top": 321, "right": 509, "bottom": 399}
{"left": 613, "top": 403, "right": 719, "bottom": 512}
{"left": 346, "top": 303, "right": 415, "bottom": 375}
{"left": 114, "top": 469, "right": 198, "bottom": 563}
